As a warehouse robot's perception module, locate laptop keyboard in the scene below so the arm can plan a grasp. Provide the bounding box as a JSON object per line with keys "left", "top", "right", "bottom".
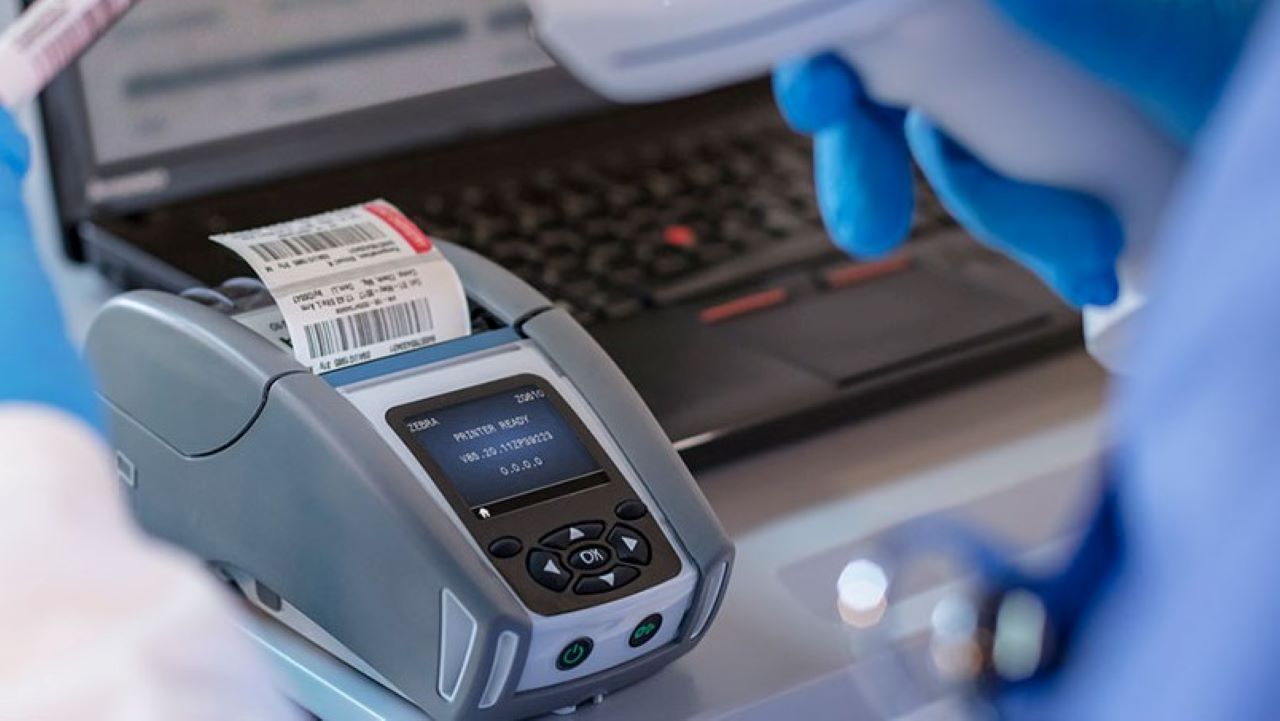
{"left": 418, "top": 118, "right": 955, "bottom": 327}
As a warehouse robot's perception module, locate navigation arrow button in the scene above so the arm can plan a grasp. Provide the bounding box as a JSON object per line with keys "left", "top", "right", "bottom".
{"left": 573, "top": 566, "right": 640, "bottom": 596}
{"left": 608, "top": 526, "right": 652, "bottom": 565}
{"left": 542, "top": 522, "right": 606, "bottom": 549}
{"left": 528, "top": 550, "right": 571, "bottom": 592}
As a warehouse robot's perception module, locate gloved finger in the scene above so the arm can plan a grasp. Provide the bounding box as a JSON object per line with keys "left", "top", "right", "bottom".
{"left": 775, "top": 54, "right": 917, "bottom": 256}
{"left": 814, "top": 107, "right": 916, "bottom": 257}
{"left": 774, "top": 53, "right": 860, "bottom": 133}
{"left": 904, "top": 111, "right": 1123, "bottom": 308}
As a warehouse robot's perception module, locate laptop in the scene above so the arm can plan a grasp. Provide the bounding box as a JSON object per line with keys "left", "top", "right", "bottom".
{"left": 34, "top": 0, "right": 1079, "bottom": 466}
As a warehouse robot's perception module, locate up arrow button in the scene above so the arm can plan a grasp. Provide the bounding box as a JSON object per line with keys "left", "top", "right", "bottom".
{"left": 542, "top": 522, "right": 605, "bottom": 550}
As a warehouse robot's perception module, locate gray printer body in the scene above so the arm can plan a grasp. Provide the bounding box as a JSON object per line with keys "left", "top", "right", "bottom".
{"left": 85, "top": 242, "right": 733, "bottom": 720}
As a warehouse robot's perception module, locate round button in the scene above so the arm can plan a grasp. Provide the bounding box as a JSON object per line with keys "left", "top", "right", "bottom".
{"left": 488, "top": 537, "right": 523, "bottom": 559}
{"left": 557, "top": 637, "right": 594, "bottom": 671}
{"left": 567, "top": 544, "right": 611, "bottom": 571}
{"left": 615, "top": 499, "right": 649, "bottom": 521}
{"left": 629, "top": 614, "right": 664, "bottom": 648}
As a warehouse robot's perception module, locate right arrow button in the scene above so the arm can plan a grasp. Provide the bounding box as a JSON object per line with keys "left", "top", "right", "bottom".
{"left": 608, "top": 525, "right": 652, "bottom": 565}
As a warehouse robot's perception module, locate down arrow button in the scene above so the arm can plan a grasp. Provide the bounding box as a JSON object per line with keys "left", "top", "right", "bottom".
{"left": 574, "top": 565, "right": 640, "bottom": 595}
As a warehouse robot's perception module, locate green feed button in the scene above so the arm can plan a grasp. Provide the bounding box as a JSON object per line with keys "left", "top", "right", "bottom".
{"left": 557, "top": 637, "right": 594, "bottom": 671}
{"left": 629, "top": 614, "right": 664, "bottom": 648}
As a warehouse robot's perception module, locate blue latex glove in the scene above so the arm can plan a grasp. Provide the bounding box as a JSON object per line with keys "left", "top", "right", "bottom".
{"left": 774, "top": 0, "right": 1264, "bottom": 308}
{"left": 0, "top": 109, "right": 102, "bottom": 429}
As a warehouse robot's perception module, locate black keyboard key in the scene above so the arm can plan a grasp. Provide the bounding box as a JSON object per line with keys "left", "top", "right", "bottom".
{"left": 537, "top": 267, "right": 568, "bottom": 290}
{"left": 559, "top": 193, "right": 602, "bottom": 221}
{"left": 651, "top": 252, "right": 693, "bottom": 278}
{"left": 561, "top": 278, "right": 601, "bottom": 301}
{"left": 607, "top": 266, "right": 646, "bottom": 289}
{"left": 586, "top": 249, "right": 626, "bottom": 274}
{"left": 490, "top": 239, "right": 540, "bottom": 263}
{"left": 569, "top": 306, "right": 598, "bottom": 326}
{"left": 642, "top": 172, "right": 683, "bottom": 200}
{"left": 516, "top": 205, "right": 556, "bottom": 233}
{"left": 606, "top": 185, "right": 643, "bottom": 210}
{"left": 584, "top": 290, "right": 632, "bottom": 316}
{"left": 693, "top": 243, "right": 735, "bottom": 266}
{"left": 603, "top": 298, "right": 644, "bottom": 321}
{"left": 686, "top": 162, "right": 723, "bottom": 188}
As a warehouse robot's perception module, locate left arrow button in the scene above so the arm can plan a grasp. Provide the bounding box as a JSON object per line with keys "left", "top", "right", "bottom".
{"left": 528, "top": 550, "right": 571, "bottom": 592}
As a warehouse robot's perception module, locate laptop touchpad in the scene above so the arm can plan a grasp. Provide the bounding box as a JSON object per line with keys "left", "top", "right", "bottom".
{"left": 719, "top": 269, "right": 1052, "bottom": 385}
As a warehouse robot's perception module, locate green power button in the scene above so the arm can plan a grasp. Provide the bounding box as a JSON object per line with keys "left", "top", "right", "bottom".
{"left": 557, "top": 638, "right": 594, "bottom": 671}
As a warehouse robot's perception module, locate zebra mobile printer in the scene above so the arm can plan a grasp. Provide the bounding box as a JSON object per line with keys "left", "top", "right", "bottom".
{"left": 84, "top": 240, "right": 734, "bottom": 720}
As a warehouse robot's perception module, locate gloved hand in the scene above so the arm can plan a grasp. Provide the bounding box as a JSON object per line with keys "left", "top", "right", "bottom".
{"left": 0, "top": 111, "right": 297, "bottom": 719}
{"left": 774, "top": 0, "right": 1264, "bottom": 308}
{"left": 0, "top": 109, "right": 101, "bottom": 429}
{"left": 0, "top": 408, "right": 304, "bottom": 720}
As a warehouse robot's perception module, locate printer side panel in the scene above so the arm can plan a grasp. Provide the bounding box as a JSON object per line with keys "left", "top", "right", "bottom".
{"left": 89, "top": 294, "right": 533, "bottom": 719}
{"left": 86, "top": 291, "right": 306, "bottom": 455}
{"left": 218, "top": 372, "right": 534, "bottom": 716}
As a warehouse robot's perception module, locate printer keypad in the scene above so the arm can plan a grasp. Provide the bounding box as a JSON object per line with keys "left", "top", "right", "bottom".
{"left": 524, "top": 520, "right": 653, "bottom": 598}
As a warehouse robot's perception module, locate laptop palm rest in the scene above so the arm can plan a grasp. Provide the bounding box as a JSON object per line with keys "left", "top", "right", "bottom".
{"left": 719, "top": 269, "right": 1050, "bottom": 385}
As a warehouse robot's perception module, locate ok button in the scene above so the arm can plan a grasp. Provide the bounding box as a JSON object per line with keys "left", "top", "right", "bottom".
{"left": 567, "top": 544, "right": 611, "bottom": 571}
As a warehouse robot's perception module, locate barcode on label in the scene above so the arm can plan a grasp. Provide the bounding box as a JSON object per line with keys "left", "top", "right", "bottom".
{"left": 23, "top": 0, "right": 134, "bottom": 81}
{"left": 302, "top": 299, "right": 434, "bottom": 358}
{"left": 248, "top": 222, "right": 390, "bottom": 262}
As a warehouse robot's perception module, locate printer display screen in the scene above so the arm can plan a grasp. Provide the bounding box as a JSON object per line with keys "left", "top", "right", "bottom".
{"left": 402, "top": 384, "right": 607, "bottom": 516}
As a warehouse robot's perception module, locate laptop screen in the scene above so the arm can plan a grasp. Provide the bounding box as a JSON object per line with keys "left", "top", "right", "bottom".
{"left": 76, "top": 0, "right": 554, "bottom": 165}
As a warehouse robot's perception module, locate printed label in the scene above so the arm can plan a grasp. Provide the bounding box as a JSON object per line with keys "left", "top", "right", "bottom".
{"left": 0, "top": 0, "right": 139, "bottom": 107}
{"left": 213, "top": 200, "right": 470, "bottom": 373}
